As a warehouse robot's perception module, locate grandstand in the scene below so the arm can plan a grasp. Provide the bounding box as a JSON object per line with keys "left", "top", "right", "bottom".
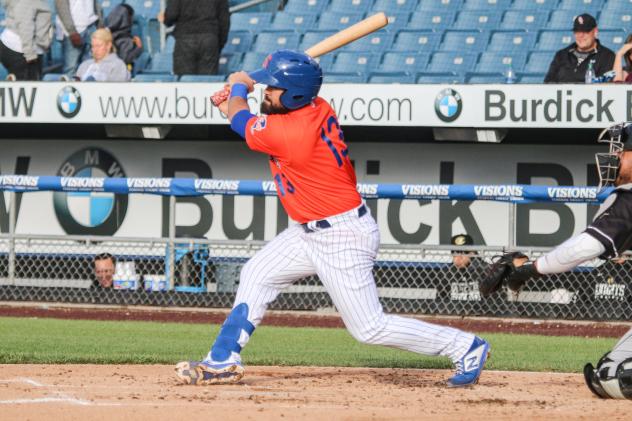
{"left": 0, "top": 0, "right": 630, "bottom": 83}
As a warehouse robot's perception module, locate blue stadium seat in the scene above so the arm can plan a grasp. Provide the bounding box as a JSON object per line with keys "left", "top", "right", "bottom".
{"left": 229, "top": 12, "right": 273, "bottom": 32}
{"left": 328, "top": 0, "right": 373, "bottom": 14}
{"left": 524, "top": 51, "right": 554, "bottom": 72}
{"left": 299, "top": 31, "right": 336, "bottom": 51}
{"left": 453, "top": 11, "right": 502, "bottom": 30}
{"left": 145, "top": 18, "right": 161, "bottom": 54}
{"left": 164, "top": 35, "right": 175, "bottom": 53}
{"left": 518, "top": 72, "right": 546, "bottom": 83}
{"left": 378, "top": 52, "right": 431, "bottom": 73}
{"left": 597, "top": 10, "right": 632, "bottom": 31}
{"left": 283, "top": 0, "right": 330, "bottom": 14}
{"left": 508, "top": 0, "right": 559, "bottom": 11}
{"left": 133, "top": 74, "right": 178, "bottom": 82}
{"left": 426, "top": 52, "right": 479, "bottom": 74}
{"left": 500, "top": 10, "right": 550, "bottom": 31}
{"left": 558, "top": 0, "right": 603, "bottom": 12}
{"left": 314, "top": 55, "right": 335, "bottom": 72}
{"left": 382, "top": 12, "right": 412, "bottom": 32}
{"left": 547, "top": 10, "right": 579, "bottom": 30}
{"left": 416, "top": 72, "right": 465, "bottom": 83}
{"left": 271, "top": 12, "right": 318, "bottom": 31}
{"left": 487, "top": 31, "right": 537, "bottom": 51}
{"left": 179, "top": 74, "right": 227, "bottom": 82}
{"left": 603, "top": 0, "right": 632, "bottom": 10}
{"left": 536, "top": 30, "right": 573, "bottom": 51}
{"left": 143, "top": 52, "right": 173, "bottom": 74}
{"left": 344, "top": 31, "right": 394, "bottom": 52}
{"left": 599, "top": 30, "right": 628, "bottom": 51}
{"left": 253, "top": 31, "right": 300, "bottom": 53}
{"left": 42, "top": 73, "right": 66, "bottom": 81}
{"left": 407, "top": 11, "right": 457, "bottom": 31}
{"left": 439, "top": 30, "right": 490, "bottom": 52}
{"left": 324, "top": 72, "right": 367, "bottom": 83}
{"left": 218, "top": 52, "right": 243, "bottom": 74}
{"left": 240, "top": 52, "right": 269, "bottom": 72}
{"left": 462, "top": 0, "right": 512, "bottom": 10}
{"left": 417, "top": 0, "right": 464, "bottom": 11}
{"left": 221, "top": 31, "right": 255, "bottom": 54}
{"left": 373, "top": 0, "right": 418, "bottom": 14}
{"left": 0, "top": 64, "right": 8, "bottom": 81}
{"left": 331, "top": 52, "right": 379, "bottom": 75}
{"left": 100, "top": 0, "right": 123, "bottom": 17}
{"left": 132, "top": 51, "right": 151, "bottom": 75}
{"left": 392, "top": 30, "right": 443, "bottom": 52}
{"left": 317, "top": 12, "right": 365, "bottom": 30}
{"left": 368, "top": 72, "right": 416, "bottom": 83}
{"left": 466, "top": 72, "right": 506, "bottom": 83}
{"left": 126, "top": 0, "right": 160, "bottom": 19}
{"left": 475, "top": 51, "right": 528, "bottom": 73}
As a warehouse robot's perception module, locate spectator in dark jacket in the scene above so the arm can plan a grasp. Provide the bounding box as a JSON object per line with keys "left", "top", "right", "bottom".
{"left": 105, "top": 3, "right": 142, "bottom": 68}
{"left": 544, "top": 13, "right": 615, "bottom": 83}
{"left": 158, "top": 0, "right": 230, "bottom": 76}
{"left": 613, "top": 34, "right": 632, "bottom": 83}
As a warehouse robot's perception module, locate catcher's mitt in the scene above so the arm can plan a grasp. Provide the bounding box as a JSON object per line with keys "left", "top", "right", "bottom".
{"left": 479, "top": 252, "right": 528, "bottom": 297}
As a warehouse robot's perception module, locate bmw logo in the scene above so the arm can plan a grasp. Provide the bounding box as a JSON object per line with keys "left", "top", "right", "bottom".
{"left": 56, "top": 86, "right": 82, "bottom": 118}
{"left": 434, "top": 88, "right": 463, "bottom": 123}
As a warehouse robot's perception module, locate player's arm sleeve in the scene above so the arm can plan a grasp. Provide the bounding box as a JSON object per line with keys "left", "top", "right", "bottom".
{"left": 243, "top": 114, "right": 289, "bottom": 158}
{"left": 230, "top": 109, "right": 255, "bottom": 138}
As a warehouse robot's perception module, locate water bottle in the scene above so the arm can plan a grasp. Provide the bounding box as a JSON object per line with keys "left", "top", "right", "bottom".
{"left": 504, "top": 64, "right": 516, "bottom": 84}
{"left": 585, "top": 60, "right": 595, "bottom": 84}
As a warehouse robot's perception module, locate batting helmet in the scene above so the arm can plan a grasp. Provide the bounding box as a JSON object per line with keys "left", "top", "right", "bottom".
{"left": 584, "top": 353, "right": 632, "bottom": 399}
{"left": 248, "top": 50, "right": 323, "bottom": 110}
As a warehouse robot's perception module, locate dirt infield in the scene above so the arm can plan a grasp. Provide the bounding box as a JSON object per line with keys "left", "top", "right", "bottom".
{"left": 0, "top": 364, "right": 629, "bottom": 420}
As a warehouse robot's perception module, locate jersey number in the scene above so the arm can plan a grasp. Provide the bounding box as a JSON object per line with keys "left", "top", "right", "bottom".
{"left": 274, "top": 173, "right": 295, "bottom": 197}
{"left": 320, "top": 116, "right": 349, "bottom": 167}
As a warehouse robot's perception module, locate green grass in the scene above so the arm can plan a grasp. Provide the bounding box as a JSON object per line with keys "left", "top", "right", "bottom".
{"left": 0, "top": 316, "right": 617, "bottom": 373}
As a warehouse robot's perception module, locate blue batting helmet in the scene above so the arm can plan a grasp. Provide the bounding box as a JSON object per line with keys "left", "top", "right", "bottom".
{"left": 249, "top": 50, "right": 323, "bottom": 110}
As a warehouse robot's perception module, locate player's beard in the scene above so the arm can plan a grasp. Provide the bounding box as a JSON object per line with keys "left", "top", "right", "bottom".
{"left": 261, "top": 98, "right": 289, "bottom": 115}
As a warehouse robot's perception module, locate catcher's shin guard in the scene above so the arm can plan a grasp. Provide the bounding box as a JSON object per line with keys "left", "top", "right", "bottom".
{"left": 506, "top": 263, "right": 540, "bottom": 292}
{"left": 584, "top": 362, "right": 612, "bottom": 399}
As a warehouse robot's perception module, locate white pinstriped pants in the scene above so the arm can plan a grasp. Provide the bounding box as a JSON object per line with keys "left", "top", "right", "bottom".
{"left": 232, "top": 206, "right": 474, "bottom": 362}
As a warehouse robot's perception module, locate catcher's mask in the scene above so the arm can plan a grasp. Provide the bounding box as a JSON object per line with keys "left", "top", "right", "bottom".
{"left": 584, "top": 353, "right": 632, "bottom": 399}
{"left": 595, "top": 122, "right": 632, "bottom": 191}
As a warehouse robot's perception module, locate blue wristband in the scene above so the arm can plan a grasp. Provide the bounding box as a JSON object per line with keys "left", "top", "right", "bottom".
{"left": 230, "top": 83, "right": 248, "bottom": 100}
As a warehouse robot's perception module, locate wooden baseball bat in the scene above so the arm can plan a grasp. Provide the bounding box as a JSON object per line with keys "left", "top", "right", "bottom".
{"left": 305, "top": 12, "right": 389, "bottom": 58}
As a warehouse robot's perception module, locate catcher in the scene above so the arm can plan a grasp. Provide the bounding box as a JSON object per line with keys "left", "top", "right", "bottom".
{"left": 479, "top": 122, "right": 632, "bottom": 399}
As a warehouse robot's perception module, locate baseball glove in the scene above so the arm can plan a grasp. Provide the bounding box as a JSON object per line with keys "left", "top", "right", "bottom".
{"left": 479, "top": 252, "right": 528, "bottom": 297}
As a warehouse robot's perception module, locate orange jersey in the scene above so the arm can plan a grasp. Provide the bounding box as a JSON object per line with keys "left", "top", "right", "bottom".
{"left": 245, "top": 97, "right": 361, "bottom": 223}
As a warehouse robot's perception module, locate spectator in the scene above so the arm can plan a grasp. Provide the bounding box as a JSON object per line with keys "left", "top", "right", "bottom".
{"left": 105, "top": 3, "right": 142, "bottom": 70}
{"left": 613, "top": 34, "right": 632, "bottom": 83}
{"left": 544, "top": 13, "right": 615, "bottom": 83}
{"left": 0, "top": 0, "right": 53, "bottom": 81}
{"left": 55, "top": 0, "right": 103, "bottom": 75}
{"left": 93, "top": 252, "right": 115, "bottom": 288}
{"left": 158, "top": 0, "right": 230, "bottom": 76}
{"left": 75, "top": 28, "right": 130, "bottom": 81}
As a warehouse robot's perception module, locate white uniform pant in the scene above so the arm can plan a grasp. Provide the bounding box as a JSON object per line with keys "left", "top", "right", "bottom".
{"left": 230, "top": 207, "right": 474, "bottom": 362}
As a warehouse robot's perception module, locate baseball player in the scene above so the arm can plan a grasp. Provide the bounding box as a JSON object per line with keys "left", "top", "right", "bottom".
{"left": 479, "top": 122, "right": 632, "bottom": 399}
{"left": 175, "top": 49, "right": 490, "bottom": 387}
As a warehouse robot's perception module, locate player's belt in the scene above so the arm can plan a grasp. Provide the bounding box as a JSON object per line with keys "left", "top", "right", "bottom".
{"left": 301, "top": 204, "right": 367, "bottom": 233}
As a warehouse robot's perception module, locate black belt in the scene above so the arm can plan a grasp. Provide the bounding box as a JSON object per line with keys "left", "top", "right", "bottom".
{"left": 301, "top": 204, "right": 367, "bottom": 233}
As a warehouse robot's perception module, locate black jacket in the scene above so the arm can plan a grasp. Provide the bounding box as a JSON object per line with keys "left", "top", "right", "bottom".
{"left": 164, "top": 0, "right": 230, "bottom": 49}
{"left": 544, "top": 40, "right": 615, "bottom": 83}
{"left": 105, "top": 4, "right": 142, "bottom": 65}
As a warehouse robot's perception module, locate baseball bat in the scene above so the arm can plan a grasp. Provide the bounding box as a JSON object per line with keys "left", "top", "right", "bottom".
{"left": 304, "top": 12, "right": 389, "bottom": 58}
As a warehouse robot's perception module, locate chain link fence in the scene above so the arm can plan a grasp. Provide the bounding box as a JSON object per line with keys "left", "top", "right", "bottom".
{"left": 0, "top": 234, "right": 630, "bottom": 321}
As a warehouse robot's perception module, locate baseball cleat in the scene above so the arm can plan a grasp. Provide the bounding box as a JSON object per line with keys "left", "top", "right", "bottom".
{"left": 175, "top": 360, "right": 245, "bottom": 385}
{"left": 447, "top": 336, "right": 490, "bottom": 388}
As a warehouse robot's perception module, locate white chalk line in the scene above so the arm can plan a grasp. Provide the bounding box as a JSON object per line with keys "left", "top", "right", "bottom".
{"left": 0, "top": 377, "right": 96, "bottom": 406}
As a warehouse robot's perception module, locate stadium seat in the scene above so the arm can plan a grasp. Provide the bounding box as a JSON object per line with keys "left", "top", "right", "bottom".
{"left": 218, "top": 52, "right": 243, "bottom": 74}
{"left": 508, "top": 0, "right": 559, "bottom": 11}
{"left": 536, "top": 30, "right": 573, "bottom": 51}
{"left": 599, "top": 30, "right": 628, "bottom": 51}
{"left": 392, "top": 31, "right": 443, "bottom": 52}
{"left": 466, "top": 72, "right": 506, "bottom": 83}
{"left": 132, "top": 51, "right": 151, "bottom": 75}
{"left": 368, "top": 72, "right": 416, "bottom": 83}
{"left": 417, "top": 0, "right": 464, "bottom": 11}
{"left": 164, "top": 35, "right": 175, "bottom": 53}
{"left": 331, "top": 52, "right": 379, "bottom": 75}
{"left": 344, "top": 31, "right": 393, "bottom": 52}
{"left": 328, "top": 0, "right": 373, "bottom": 14}
{"left": 453, "top": 11, "right": 503, "bottom": 31}
{"left": 426, "top": 52, "right": 479, "bottom": 74}
{"left": 253, "top": 31, "right": 300, "bottom": 53}
{"left": 439, "top": 30, "right": 490, "bottom": 52}
{"left": 126, "top": 0, "right": 160, "bottom": 19}
{"left": 145, "top": 18, "right": 161, "bottom": 54}
{"left": 518, "top": 72, "right": 546, "bottom": 83}
{"left": 547, "top": 10, "right": 580, "bottom": 30}
{"left": 597, "top": 10, "right": 632, "bottom": 31}
{"left": 462, "top": 0, "right": 512, "bottom": 10}
{"left": 240, "top": 52, "right": 269, "bottom": 72}
{"left": 271, "top": 12, "right": 318, "bottom": 31}
{"left": 416, "top": 72, "right": 465, "bottom": 84}
{"left": 229, "top": 12, "right": 273, "bottom": 33}
{"left": 317, "top": 12, "right": 365, "bottom": 30}
{"left": 299, "top": 31, "right": 336, "bottom": 51}
{"left": 558, "top": 0, "right": 603, "bottom": 12}
{"left": 0, "top": 64, "right": 7, "bottom": 81}
{"left": 378, "top": 52, "right": 431, "bottom": 74}
{"left": 487, "top": 31, "right": 537, "bottom": 51}
{"left": 382, "top": 12, "right": 412, "bottom": 32}
{"left": 407, "top": 11, "right": 457, "bottom": 31}
{"left": 500, "top": 10, "right": 550, "bottom": 31}
{"left": 179, "top": 74, "right": 227, "bottom": 82}
{"left": 221, "top": 31, "right": 255, "bottom": 54}
{"left": 133, "top": 74, "right": 178, "bottom": 82}
{"left": 42, "top": 73, "right": 66, "bottom": 81}
{"left": 324, "top": 72, "right": 367, "bottom": 83}
{"left": 603, "top": 0, "right": 632, "bottom": 10}
{"left": 524, "top": 51, "right": 554, "bottom": 73}
{"left": 314, "top": 54, "right": 335, "bottom": 72}
{"left": 372, "top": 0, "right": 418, "bottom": 14}
{"left": 283, "top": 0, "right": 330, "bottom": 14}
{"left": 475, "top": 51, "right": 528, "bottom": 73}
{"left": 100, "top": 0, "right": 121, "bottom": 17}
{"left": 143, "top": 52, "right": 173, "bottom": 74}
